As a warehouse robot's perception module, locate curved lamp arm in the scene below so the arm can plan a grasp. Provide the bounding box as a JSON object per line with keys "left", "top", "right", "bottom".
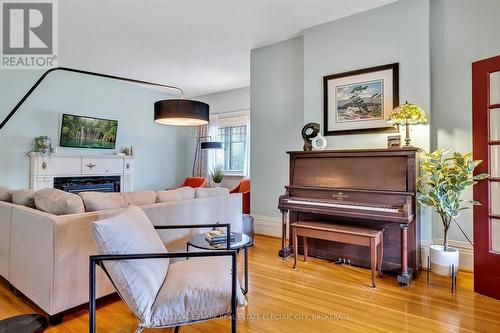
{"left": 0, "top": 67, "right": 184, "bottom": 130}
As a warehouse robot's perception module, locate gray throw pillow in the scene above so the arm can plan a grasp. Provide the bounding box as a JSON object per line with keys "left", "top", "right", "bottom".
{"left": 79, "top": 192, "right": 127, "bottom": 212}
{"left": 156, "top": 187, "right": 195, "bottom": 203}
{"left": 34, "top": 188, "right": 85, "bottom": 215}
{"left": 0, "top": 186, "right": 13, "bottom": 202}
{"left": 121, "top": 191, "right": 157, "bottom": 206}
{"left": 12, "top": 189, "right": 36, "bottom": 208}
{"left": 91, "top": 205, "right": 169, "bottom": 325}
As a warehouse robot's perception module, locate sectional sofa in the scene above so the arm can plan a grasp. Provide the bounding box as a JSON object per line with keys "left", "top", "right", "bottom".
{"left": 0, "top": 186, "right": 242, "bottom": 323}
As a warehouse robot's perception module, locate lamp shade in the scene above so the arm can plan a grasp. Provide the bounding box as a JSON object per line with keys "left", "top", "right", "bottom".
{"left": 387, "top": 101, "right": 428, "bottom": 125}
{"left": 154, "top": 99, "right": 209, "bottom": 126}
{"left": 200, "top": 141, "right": 222, "bottom": 150}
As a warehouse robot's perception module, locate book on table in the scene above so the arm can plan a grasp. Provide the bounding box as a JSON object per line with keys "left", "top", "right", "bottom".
{"left": 205, "top": 230, "right": 235, "bottom": 244}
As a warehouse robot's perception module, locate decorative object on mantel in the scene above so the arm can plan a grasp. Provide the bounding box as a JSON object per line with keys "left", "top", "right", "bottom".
{"left": 417, "top": 149, "right": 488, "bottom": 277}
{"left": 0, "top": 67, "right": 209, "bottom": 131}
{"left": 29, "top": 136, "right": 51, "bottom": 154}
{"left": 210, "top": 168, "right": 224, "bottom": 188}
{"left": 387, "top": 101, "right": 427, "bottom": 147}
{"left": 121, "top": 146, "right": 134, "bottom": 156}
{"left": 387, "top": 135, "right": 401, "bottom": 149}
{"left": 323, "top": 63, "right": 399, "bottom": 135}
{"left": 301, "top": 123, "right": 320, "bottom": 151}
{"left": 311, "top": 133, "right": 327, "bottom": 150}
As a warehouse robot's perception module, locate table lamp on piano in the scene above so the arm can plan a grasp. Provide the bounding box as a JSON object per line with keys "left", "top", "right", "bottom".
{"left": 387, "top": 102, "right": 427, "bottom": 147}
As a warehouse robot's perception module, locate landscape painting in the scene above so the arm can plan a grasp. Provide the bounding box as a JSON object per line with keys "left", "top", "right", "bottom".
{"left": 335, "top": 80, "right": 383, "bottom": 122}
{"left": 324, "top": 63, "right": 399, "bottom": 135}
{"left": 60, "top": 114, "right": 118, "bottom": 149}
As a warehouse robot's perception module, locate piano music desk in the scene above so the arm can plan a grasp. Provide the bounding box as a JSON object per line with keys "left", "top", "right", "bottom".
{"left": 292, "top": 221, "right": 383, "bottom": 287}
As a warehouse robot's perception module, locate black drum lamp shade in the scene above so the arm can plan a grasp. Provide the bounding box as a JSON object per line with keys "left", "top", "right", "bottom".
{"left": 154, "top": 99, "right": 209, "bottom": 126}
{"left": 200, "top": 141, "right": 222, "bottom": 150}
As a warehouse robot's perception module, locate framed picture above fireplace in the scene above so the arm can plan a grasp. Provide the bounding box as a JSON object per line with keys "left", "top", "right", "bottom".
{"left": 323, "top": 63, "right": 399, "bottom": 135}
{"left": 60, "top": 114, "right": 118, "bottom": 149}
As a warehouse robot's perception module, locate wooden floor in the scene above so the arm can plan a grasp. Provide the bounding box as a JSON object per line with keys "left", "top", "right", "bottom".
{"left": 1, "top": 235, "right": 500, "bottom": 332}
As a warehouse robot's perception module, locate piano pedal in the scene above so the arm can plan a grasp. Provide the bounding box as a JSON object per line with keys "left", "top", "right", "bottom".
{"left": 334, "top": 258, "right": 352, "bottom": 265}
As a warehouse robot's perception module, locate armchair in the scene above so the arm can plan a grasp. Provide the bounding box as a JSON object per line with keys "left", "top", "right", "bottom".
{"left": 180, "top": 177, "right": 207, "bottom": 188}
{"left": 89, "top": 206, "right": 245, "bottom": 333}
{"left": 230, "top": 179, "right": 250, "bottom": 214}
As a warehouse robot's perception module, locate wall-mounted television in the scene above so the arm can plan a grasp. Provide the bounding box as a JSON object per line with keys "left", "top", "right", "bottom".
{"left": 60, "top": 114, "right": 118, "bottom": 149}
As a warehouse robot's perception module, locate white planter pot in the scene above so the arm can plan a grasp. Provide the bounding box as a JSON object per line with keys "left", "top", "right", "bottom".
{"left": 429, "top": 244, "right": 459, "bottom": 276}
{"left": 213, "top": 183, "right": 222, "bottom": 188}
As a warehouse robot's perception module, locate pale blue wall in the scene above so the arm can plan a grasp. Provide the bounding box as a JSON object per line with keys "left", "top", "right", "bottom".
{"left": 303, "top": 0, "right": 430, "bottom": 151}
{"left": 430, "top": 0, "right": 500, "bottom": 243}
{"left": 251, "top": 37, "right": 304, "bottom": 218}
{"left": 302, "top": 0, "right": 431, "bottom": 242}
{"left": 0, "top": 69, "right": 190, "bottom": 190}
{"left": 250, "top": 0, "right": 433, "bottom": 243}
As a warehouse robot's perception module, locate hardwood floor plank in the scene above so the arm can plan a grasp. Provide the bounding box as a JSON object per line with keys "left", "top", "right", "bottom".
{"left": 1, "top": 235, "right": 500, "bottom": 332}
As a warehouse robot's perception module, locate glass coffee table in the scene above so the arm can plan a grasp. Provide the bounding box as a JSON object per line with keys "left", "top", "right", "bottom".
{"left": 187, "top": 232, "right": 252, "bottom": 294}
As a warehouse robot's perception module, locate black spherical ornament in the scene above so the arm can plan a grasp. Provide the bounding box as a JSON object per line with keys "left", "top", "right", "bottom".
{"left": 302, "top": 123, "right": 320, "bottom": 151}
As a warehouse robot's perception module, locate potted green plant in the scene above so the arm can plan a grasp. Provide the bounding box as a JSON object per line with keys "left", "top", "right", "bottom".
{"left": 210, "top": 168, "right": 224, "bottom": 187}
{"left": 417, "top": 149, "right": 488, "bottom": 276}
{"left": 30, "top": 136, "right": 51, "bottom": 154}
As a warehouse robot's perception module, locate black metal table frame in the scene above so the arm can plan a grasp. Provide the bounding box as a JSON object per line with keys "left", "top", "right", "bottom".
{"left": 89, "top": 223, "right": 238, "bottom": 333}
{"left": 187, "top": 232, "right": 249, "bottom": 295}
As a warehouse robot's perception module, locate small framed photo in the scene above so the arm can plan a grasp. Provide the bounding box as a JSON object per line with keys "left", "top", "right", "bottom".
{"left": 323, "top": 63, "right": 399, "bottom": 135}
{"left": 387, "top": 135, "right": 401, "bottom": 149}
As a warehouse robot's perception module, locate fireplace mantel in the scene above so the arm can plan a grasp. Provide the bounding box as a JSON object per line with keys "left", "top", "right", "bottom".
{"left": 29, "top": 152, "right": 134, "bottom": 192}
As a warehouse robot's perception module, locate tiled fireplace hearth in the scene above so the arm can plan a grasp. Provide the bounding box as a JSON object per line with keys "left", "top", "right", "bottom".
{"left": 29, "top": 153, "right": 134, "bottom": 192}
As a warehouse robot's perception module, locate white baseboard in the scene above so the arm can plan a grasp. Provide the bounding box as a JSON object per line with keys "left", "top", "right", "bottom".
{"left": 253, "top": 215, "right": 281, "bottom": 238}
{"left": 421, "top": 239, "right": 473, "bottom": 271}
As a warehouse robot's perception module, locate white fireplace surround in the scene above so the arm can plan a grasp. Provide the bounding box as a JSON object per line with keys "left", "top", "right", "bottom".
{"left": 29, "top": 152, "right": 134, "bottom": 192}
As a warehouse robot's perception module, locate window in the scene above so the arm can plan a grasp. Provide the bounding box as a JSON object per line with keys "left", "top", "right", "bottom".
{"left": 217, "top": 125, "right": 247, "bottom": 174}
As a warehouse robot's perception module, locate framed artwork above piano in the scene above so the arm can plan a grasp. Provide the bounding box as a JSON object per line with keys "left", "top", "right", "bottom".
{"left": 278, "top": 147, "right": 419, "bottom": 286}
{"left": 323, "top": 63, "right": 400, "bottom": 136}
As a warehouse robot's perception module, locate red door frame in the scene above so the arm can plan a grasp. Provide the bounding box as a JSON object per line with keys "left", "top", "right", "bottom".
{"left": 472, "top": 55, "right": 500, "bottom": 300}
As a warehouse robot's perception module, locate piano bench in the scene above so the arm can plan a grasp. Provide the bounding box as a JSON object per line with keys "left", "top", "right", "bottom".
{"left": 291, "top": 221, "right": 384, "bottom": 288}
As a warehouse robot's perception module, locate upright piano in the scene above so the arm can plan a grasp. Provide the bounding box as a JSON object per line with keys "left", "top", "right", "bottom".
{"left": 278, "top": 148, "right": 420, "bottom": 285}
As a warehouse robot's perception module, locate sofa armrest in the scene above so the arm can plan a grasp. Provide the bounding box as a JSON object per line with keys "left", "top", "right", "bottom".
{"left": 9, "top": 206, "right": 118, "bottom": 315}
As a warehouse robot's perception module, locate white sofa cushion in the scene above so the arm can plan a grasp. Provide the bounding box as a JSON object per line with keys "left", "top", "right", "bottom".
{"left": 91, "top": 205, "right": 169, "bottom": 325}
{"left": 79, "top": 192, "right": 127, "bottom": 212}
{"left": 150, "top": 256, "right": 247, "bottom": 327}
{"left": 0, "top": 186, "right": 13, "bottom": 202}
{"left": 156, "top": 187, "right": 195, "bottom": 203}
{"left": 122, "top": 191, "right": 157, "bottom": 206}
{"left": 12, "top": 189, "right": 36, "bottom": 208}
{"left": 34, "top": 188, "right": 85, "bottom": 215}
{"left": 195, "top": 187, "right": 230, "bottom": 198}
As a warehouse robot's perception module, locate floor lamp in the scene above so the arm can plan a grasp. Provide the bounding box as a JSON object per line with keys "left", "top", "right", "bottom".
{"left": 192, "top": 136, "right": 222, "bottom": 177}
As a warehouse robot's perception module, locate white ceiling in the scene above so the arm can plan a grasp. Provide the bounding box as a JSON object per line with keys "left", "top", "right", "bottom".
{"left": 59, "top": 0, "right": 396, "bottom": 97}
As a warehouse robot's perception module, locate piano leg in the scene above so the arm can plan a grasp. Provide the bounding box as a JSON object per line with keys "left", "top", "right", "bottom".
{"left": 278, "top": 209, "right": 293, "bottom": 258}
{"left": 397, "top": 223, "right": 413, "bottom": 286}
